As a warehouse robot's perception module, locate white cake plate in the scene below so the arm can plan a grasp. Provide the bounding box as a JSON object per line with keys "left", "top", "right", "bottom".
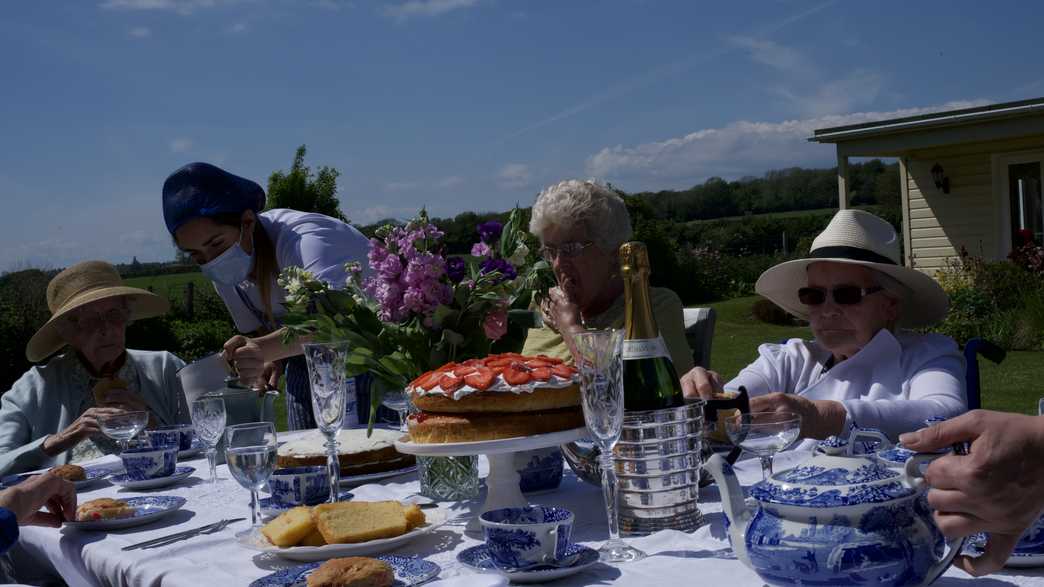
{"left": 395, "top": 427, "right": 587, "bottom": 535}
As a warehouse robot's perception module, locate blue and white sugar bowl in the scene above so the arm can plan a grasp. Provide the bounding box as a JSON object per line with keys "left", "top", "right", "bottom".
{"left": 120, "top": 446, "right": 178, "bottom": 480}
{"left": 479, "top": 505, "right": 575, "bottom": 570}
{"left": 514, "top": 448, "right": 564, "bottom": 493}
{"left": 268, "top": 466, "right": 329, "bottom": 507}
{"left": 705, "top": 427, "right": 965, "bottom": 587}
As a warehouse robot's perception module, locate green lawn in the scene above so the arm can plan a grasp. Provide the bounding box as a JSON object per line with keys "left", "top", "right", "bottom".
{"left": 706, "top": 296, "right": 1041, "bottom": 416}
{"left": 125, "top": 272, "right": 210, "bottom": 305}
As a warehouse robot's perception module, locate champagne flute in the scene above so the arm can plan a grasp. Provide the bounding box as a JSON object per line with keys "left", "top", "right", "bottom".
{"left": 725, "top": 411, "right": 802, "bottom": 481}
{"left": 380, "top": 389, "right": 409, "bottom": 432}
{"left": 99, "top": 411, "right": 149, "bottom": 453}
{"left": 303, "top": 341, "right": 349, "bottom": 503}
{"left": 574, "top": 328, "right": 647, "bottom": 564}
{"left": 225, "top": 422, "right": 278, "bottom": 527}
{"left": 191, "top": 396, "right": 227, "bottom": 484}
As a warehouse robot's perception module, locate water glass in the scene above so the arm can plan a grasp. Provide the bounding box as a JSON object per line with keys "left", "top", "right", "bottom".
{"left": 303, "top": 341, "right": 349, "bottom": 503}
{"left": 99, "top": 411, "right": 149, "bottom": 453}
{"left": 225, "top": 422, "right": 278, "bottom": 527}
{"left": 574, "top": 328, "right": 646, "bottom": 563}
{"left": 191, "top": 396, "right": 227, "bottom": 484}
{"left": 380, "top": 388, "right": 409, "bottom": 432}
{"left": 725, "top": 411, "right": 802, "bottom": 481}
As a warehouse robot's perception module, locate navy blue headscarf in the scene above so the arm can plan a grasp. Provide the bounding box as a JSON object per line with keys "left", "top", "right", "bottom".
{"left": 162, "top": 162, "right": 266, "bottom": 235}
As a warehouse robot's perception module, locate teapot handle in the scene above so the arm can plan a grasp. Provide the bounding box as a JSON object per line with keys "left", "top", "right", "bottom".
{"left": 844, "top": 428, "right": 892, "bottom": 456}
{"left": 904, "top": 452, "right": 968, "bottom": 586}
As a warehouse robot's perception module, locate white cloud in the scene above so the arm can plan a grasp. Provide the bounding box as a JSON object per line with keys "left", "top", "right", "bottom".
{"left": 128, "top": 26, "right": 152, "bottom": 38}
{"left": 228, "top": 22, "right": 248, "bottom": 33}
{"left": 169, "top": 138, "right": 193, "bottom": 153}
{"left": 496, "top": 163, "right": 530, "bottom": 190}
{"left": 436, "top": 176, "right": 464, "bottom": 188}
{"left": 100, "top": 0, "right": 242, "bottom": 15}
{"left": 729, "top": 36, "right": 816, "bottom": 79}
{"left": 585, "top": 100, "right": 993, "bottom": 190}
{"left": 348, "top": 204, "right": 418, "bottom": 225}
{"left": 382, "top": 0, "right": 479, "bottom": 21}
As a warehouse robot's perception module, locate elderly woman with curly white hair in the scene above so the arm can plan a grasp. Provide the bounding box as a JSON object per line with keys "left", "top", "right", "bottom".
{"left": 522, "top": 180, "right": 693, "bottom": 372}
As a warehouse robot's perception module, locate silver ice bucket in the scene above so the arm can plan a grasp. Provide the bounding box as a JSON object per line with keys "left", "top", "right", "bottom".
{"left": 563, "top": 401, "right": 705, "bottom": 536}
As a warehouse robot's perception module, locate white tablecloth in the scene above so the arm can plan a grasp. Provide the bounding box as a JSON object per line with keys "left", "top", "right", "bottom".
{"left": 16, "top": 435, "right": 1044, "bottom": 586}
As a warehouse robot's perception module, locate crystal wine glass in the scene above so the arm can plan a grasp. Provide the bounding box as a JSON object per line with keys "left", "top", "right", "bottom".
{"left": 303, "top": 341, "right": 349, "bottom": 503}
{"left": 191, "top": 396, "right": 227, "bottom": 484}
{"left": 99, "top": 411, "right": 149, "bottom": 453}
{"left": 574, "top": 328, "right": 647, "bottom": 564}
{"left": 725, "top": 411, "right": 802, "bottom": 481}
{"left": 225, "top": 421, "right": 278, "bottom": 527}
{"left": 380, "top": 389, "right": 409, "bottom": 432}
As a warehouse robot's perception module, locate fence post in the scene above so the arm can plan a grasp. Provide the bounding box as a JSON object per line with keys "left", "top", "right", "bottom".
{"left": 185, "top": 282, "right": 194, "bottom": 319}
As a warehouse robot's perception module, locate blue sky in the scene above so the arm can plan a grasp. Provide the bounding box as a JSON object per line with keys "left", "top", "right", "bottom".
{"left": 2, "top": 0, "right": 1043, "bottom": 270}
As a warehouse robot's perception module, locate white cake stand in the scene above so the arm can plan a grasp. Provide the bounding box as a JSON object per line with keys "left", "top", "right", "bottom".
{"left": 395, "top": 427, "right": 587, "bottom": 535}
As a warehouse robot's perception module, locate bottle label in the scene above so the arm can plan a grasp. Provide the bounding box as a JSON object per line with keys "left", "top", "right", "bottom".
{"left": 622, "top": 336, "right": 670, "bottom": 361}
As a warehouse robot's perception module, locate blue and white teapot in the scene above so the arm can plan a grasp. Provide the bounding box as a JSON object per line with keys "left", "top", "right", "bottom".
{"left": 705, "top": 429, "right": 964, "bottom": 586}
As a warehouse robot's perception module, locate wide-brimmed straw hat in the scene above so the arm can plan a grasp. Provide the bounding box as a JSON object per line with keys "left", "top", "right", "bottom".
{"left": 755, "top": 209, "right": 949, "bottom": 328}
{"left": 26, "top": 261, "right": 170, "bottom": 362}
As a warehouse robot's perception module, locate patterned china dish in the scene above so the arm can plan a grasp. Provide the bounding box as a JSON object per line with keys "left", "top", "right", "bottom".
{"left": 64, "top": 496, "right": 187, "bottom": 531}
{"left": 249, "top": 555, "right": 440, "bottom": 587}
{"left": 705, "top": 429, "right": 965, "bottom": 587}
{"left": 457, "top": 543, "right": 599, "bottom": 584}
{"left": 110, "top": 466, "right": 195, "bottom": 490}
{"left": 964, "top": 514, "right": 1044, "bottom": 568}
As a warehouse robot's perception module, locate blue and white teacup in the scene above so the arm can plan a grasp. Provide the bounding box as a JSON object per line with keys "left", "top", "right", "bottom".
{"left": 120, "top": 446, "right": 177, "bottom": 480}
{"left": 268, "top": 466, "right": 329, "bottom": 507}
{"left": 515, "top": 448, "right": 564, "bottom": 493}
{"left": 479, "top": 505, "right": 575, "bottom": 570}
{"left": 146, "top": 428, "right": 181, "bottom": 450}
{"left": 149, "top": 424, "right": 195, "bottom": 451}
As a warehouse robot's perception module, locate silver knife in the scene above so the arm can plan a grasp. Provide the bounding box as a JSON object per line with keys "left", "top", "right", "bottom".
{"left": 122, "top": 518, "right": 245, "bottom": 551}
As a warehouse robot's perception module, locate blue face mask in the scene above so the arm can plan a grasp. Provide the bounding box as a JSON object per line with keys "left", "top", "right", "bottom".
{"left": 201, "top": 226, "right": 254, "bottom": 286}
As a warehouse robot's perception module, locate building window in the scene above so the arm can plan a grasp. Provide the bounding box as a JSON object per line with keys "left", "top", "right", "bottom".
{"left": 1009, "top": 162, "right": 1044, "bottom": 248}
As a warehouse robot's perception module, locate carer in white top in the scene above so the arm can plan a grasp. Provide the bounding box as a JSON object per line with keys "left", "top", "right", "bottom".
{"left": 682, "top": 210, "right": 966, "bottom": 447}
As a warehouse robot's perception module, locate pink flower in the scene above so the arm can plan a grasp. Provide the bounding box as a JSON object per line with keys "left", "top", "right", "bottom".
{"left": 482, "top": 306, "right": 508, "bottom": 341}
{"left": 471, "top": 242, "right": 492, "bottom": 258}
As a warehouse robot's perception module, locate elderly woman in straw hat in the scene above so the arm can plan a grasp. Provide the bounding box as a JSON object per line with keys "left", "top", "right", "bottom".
{"left": 682, "top": 209, "right": 966, "bottom": 446}
{"left": 522, "top": 179, "right": 693, "bottom": 371}
{"left": 0, "top": 261, "right": 188, "bottom": 476}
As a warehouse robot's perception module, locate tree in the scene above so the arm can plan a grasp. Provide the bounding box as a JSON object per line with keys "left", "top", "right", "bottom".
{"left": 267, "top": 145, "right": 346, "bottom": 221}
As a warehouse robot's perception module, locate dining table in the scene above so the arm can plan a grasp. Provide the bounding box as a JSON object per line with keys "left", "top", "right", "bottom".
{"left": 14, "top": 430, "right": 1044, "bottom": 587}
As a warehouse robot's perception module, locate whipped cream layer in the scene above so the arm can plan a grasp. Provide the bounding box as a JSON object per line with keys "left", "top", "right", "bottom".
{"left": 410, "top": 373, "right": 577, "bottom": 401}
{"left": 278, "top": 428, "right": 400, "bottom": 458}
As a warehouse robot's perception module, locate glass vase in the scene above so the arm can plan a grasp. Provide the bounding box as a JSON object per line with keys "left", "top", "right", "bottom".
{"left": 418, "top": 455, "right": 478, "bottom": 501}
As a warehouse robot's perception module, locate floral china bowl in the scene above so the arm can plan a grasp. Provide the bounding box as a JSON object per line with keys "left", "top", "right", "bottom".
{"left": 705, "top": 429, "right": 964, "bottom": 587}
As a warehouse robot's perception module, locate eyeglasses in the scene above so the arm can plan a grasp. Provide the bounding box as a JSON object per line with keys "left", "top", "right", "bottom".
{"left": 66, "top": 307, "right": 132, "bottom": 332}
{"left": 540, "top": 241, "right": 595, "bottom": 262}
{"left": 798, "top": 286, "right": 884, "bottom": 306}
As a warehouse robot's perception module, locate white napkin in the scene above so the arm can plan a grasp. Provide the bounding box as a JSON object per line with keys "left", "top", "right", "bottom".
{"left": 423, "top": 575, "right": 508, "bottom": 587}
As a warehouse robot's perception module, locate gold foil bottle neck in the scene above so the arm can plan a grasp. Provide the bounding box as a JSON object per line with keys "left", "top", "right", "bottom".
{"left": 619, "top": 241, "right": 650, "bottom": 275}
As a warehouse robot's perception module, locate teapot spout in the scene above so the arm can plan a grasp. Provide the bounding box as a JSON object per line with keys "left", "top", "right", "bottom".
{"left": 705, "top": 453, "right": 753, "bottom": 568}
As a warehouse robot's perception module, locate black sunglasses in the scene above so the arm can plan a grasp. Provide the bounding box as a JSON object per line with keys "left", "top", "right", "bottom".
{"left": 798, "top": 285, "right": 884, "bottom": 306}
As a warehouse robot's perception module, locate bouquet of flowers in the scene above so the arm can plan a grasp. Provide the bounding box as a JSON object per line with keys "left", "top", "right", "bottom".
{"left": 279, "top": 208, "right": 554, "bottom": 429}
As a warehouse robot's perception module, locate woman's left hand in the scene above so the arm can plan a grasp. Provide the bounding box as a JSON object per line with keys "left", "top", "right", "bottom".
{"left": 223, "top": 335, "right": 266, "bottom": 382}
{"left": 750, "top": 393, "right": 847, "bottom": 440}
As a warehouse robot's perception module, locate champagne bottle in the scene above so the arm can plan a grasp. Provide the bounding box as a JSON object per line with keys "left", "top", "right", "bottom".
{"left": 619, "top": 241, "right": 686, "bottom": 411}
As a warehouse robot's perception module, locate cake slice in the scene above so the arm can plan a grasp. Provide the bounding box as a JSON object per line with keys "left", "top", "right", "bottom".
{"left": 404, "top": 503, "right": 426, "bottom": 530}
{"left": 299, "top": 528, "right": 328, "bottom": 547}
{"left": 306, "top": 557, "right": 394, "bottom": 587}
{"left": 261, "top": 506, "right": 315, "bottom": 547}
{"left": 312, "top": 501, "right": 411, "bottom": 544}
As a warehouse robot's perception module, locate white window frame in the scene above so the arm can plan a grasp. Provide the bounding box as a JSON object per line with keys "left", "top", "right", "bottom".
{"left": 993, "top": 149, "right": 1044, "bottom": 258}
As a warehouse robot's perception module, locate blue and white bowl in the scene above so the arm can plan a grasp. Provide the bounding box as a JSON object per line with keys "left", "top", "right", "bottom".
{"left": 120, "top": 446, "right": 177, "bottom": 480}
{"left": 268, "top": 466, "right": 329, "bottom": 507}
{"left": 249, "top": 555, "right": 440, "bottom": 587}
{"left": 479, "top": 505, "right": 575, "bottom": 570}
{"left": 515, "top": 448, "right": 564, "bottom": 493}
{"left": 150, "top": 424, "right": 194, "bottom": 451}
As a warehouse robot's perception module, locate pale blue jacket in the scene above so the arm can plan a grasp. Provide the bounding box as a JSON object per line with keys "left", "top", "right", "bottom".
{"left": 0, "top": 350, "right": 189, "bottom": 475}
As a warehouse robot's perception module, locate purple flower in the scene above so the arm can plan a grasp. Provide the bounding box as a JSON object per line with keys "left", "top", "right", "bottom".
{"left": 471, "top": 242, "right": 492, "bottom": 258}
{"left": 477, "top": 220, "right": 503, "bottom": 244}
{"left": 480, "top": 258, "right": 517, "bottom": 283}
{"left": 446, "top": 257, "right": 466, "bottom": 283}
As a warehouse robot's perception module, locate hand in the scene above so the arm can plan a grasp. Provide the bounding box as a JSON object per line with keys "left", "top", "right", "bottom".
{"left": 223, "top": 335, "right": 266, "bottom": 383}
{"left": 539, "top": 287, "right": 583, "bottom": 335}
{"left": 899, "top": 410, "right": 1044, "bottom": 576}
{"left": 0, "top": 472, "right": 77, "bottom": 527}
{"left": 680, "top": 367, "right": 725, "bottom": 400}
{"left": 749, "top": 393, "right": 846, "bottom": 440}
{"left": 42, "top": 406, "right": 128, "bottom": 456}
{"left": 263, "top": 360, "right": 284, "bottom": 393}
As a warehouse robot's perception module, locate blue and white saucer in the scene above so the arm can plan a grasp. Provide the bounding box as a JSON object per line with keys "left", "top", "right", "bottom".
{"left": 110, "top": 466, "right": 195, "bottom": 490}
{"left": 178, "top": 439, "right": 205, "bottom": 460}
{"left": 457, "top": 544, "right": 599, "bottom": 584}
{"left": 249, "top": 554, "right": 440, "bottom": 587}
{"left": 65, "top": 495, "right": 187, "bottom": 531}
{"left": 965, "top": 531, "right": 1044, "bottom": 568}
{"left": 260, "top": 491, "right": 354, "bottom": 517}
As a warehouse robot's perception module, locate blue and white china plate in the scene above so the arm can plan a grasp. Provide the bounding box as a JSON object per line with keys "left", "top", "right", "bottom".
{"left": 965, "top": 533, "right": 1044, "bottom": 568}
{"left": 338, "top": 465, "right": 418, "bottom": 488}
{"left": 65, "top": 495, "right": 187, "bottom": 531}
{"left": 260, "top": 491, "right": 354, "bottom": 517}
{"left": 457, "top": 544, "right": 599, "bottom": 584}
{"left": 249, "top": 555, "right": 440, "bottom": 587}
{"left": 2, "top": 466, "right": 113, "bottom": 491}
{"left": 178, "top": 439, "right": 205, "bottom": 460}
{"left": 110, "top": 466, "right": 195, "bottom": 490}
{"left": 235, "top": 509, "right": 448, "bottom": 562}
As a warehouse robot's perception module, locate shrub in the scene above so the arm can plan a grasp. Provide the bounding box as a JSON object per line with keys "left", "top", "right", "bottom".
{"left": 752, "top": 297, "right": 800, "bottom": 326}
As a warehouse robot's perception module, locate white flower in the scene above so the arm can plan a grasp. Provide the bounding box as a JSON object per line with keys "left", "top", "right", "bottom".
{"left": 507, "top": 243, "right": 529, "bottom": 266}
